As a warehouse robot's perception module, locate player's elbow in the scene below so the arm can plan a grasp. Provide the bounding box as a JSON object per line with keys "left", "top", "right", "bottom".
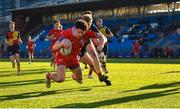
{"left": 110, "top": 33, "right": 114, "bottom": 37}
{"left": 5, "top": 40, "right": 8, "bottom": 44}
{"left": 103, "top": 37, "right": 107, "bottom": 43}
{"left": 47, "top": 36, "right": 50, "bottom": 39}
{"left": 53, "top": 41, "right": 62, "bottom": 51}
{"left": 52, "top": 45, "right": 58, "bottom": 52}
{"left": 98, "top": 33, "right": 107, "bottom": 43}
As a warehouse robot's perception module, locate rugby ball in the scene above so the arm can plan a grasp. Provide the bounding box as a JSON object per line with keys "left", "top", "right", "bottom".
{"left": 60, "top": 39, "right": 72, "bottom": 56}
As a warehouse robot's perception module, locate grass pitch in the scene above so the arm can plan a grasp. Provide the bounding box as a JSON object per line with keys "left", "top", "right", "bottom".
{"left": 0, "top": 58, "right": 180, "bottom": 108}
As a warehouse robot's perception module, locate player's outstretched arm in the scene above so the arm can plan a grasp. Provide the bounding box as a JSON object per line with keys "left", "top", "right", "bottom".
{"left": 5, "top": 39, "right": 9, "bottom": 45}
{"left": 106, "top": 27, "right": 114, "bottom": 38}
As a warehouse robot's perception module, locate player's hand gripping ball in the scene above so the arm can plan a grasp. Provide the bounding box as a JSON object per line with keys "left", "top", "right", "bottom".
{"left": 60, "top": 39, "right": 72, "bottom": 56}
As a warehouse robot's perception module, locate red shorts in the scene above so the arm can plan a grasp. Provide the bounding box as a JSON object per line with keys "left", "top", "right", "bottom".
{"left": 28, "top": 49, "right": 34, "bottom": 54}
{"left": 134, "top": 48, "right": 140, "bottom": 53}
{"left": 56, "top": 58, "right": 80, "bottom": 70}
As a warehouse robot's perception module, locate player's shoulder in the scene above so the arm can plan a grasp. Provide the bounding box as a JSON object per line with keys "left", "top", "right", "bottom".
{"left": 100, "top": 26, "right": 107, "bottom": 30}
{"left": 85, "top": 30, "right": 95, "bottom": 34}
{"left": 62, "top": 28, "right": 72, "bottom": 37}
{"left": 59, "top": 29, "right": 63, "bottom": 32}
{"left": 49, "top": 28, "right": 55, "bottom": 33}
{"left": 6, "top": 31, "right": 11, "bottom": 35}
{"left": 14, "top": 31, "right": 20, "bottom": 33}
{"left": 6, "top": 31, "right": 10, "bottom": 34}
{"left": 84, "top": 30, "right": 97, "bottom": 38}
{"left": 31, "top": 40, "right": 34, "bottom": 43}
{"left": 90, "top": 24, "right": 99, "bottom": 33}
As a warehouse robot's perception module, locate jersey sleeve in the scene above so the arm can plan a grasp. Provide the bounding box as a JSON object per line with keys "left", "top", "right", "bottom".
{"left": 90, "top": 24, "right": 100, "bottom": 33}
{"left": 57, "top": 29, "right": 68, "bottom": 41}
{"left": 105, "top": 27, "right": 111, "bottom": 34}
{"left": 48, "top": 30, "right": 53, "bottom": 36}
{"left": 85, "top": 30, "right": 98, "bottom": 39}
{"left": 18, "top": 31, "right": 21, "bottom": 39}
{"left": 5, "top": 32, "right": 8, "bottom": 40}
{"left": 33, "top": 41, "right": 35, "bottom": 45}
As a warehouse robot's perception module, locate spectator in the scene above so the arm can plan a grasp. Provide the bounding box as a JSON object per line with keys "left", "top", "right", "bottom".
{"left": 164, "top": 47, "right": 172, "bottom": 58}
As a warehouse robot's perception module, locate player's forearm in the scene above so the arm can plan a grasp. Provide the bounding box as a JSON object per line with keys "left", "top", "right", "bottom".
{"left": 107, "top": 32, "right": 113, "bottom": 37}
{"left": 5, "top": 39, "right": 8, "bottom": 45}
{"left": 5, "top": 39, "right": 11, "bottom": 46}
{"left": 19, "top": 39, "right": 22, "bottom": 44}
{"left": 52, "top": 42, "right": 63, "bottom": 51}
{"left": 47, "top": 35, "right": 51, "bottom": 40}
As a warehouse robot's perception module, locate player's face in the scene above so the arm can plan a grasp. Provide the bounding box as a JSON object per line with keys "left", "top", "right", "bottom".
{"left": 96, "top": 20, "right": 102, "bottom": 27}
{"left": 86, "top": 20, "right": 92, "bottom": 29}
{"left": 54, "top": 22, "right": 61, "bottom": 29}
{"left": 28, "top": 36, "right": 31, "bottom": 40}
{"left": 9, "top": 23, "right": 15, "bottom": 30}
{"left": 75, "top": 29, "right": 86, "bottom": 38}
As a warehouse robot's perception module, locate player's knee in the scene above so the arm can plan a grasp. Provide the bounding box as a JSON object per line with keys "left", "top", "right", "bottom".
{"left": 10, "top": 58, "right": 15, "bottom": 62}
{"left": 89, "top": 51, "right": 96, "bottom": 57}
{"left": 16, "top": 59, "right": 20, "bottom": 63}
{"left": 16, "top": 61, "right": 20, "bottom": 66}
{"left": 10, "top": 59, "right": 14, "bottom": 63}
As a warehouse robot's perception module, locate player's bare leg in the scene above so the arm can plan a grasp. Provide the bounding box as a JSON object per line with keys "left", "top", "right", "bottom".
{"left": 86, "top": 41, "right": 101, "bottom": 73}
{"left": 31, "top": 54, "right": 34, "bottom": 62}
{"left": 81, "top": 53, "right": 97, "bottom": 74}
{"left": 28, "top": 52, "right": 32, "bottom": 64}
{"left": 71, "top": 66, "right": 83, "bottom": 84}
{"left": 15, "top": 53, "right": 20, "bottom": 75}
{"left": 10, "top": 55, "right": 16, "bottom": 68}
{"left": 50, "top": 53, "right": 56, "bottom": 69}
{"left": 81, "top": 52, "right": 111, "bottom": 86}
{"left": 99, "top": 52, "right": 108, "bottom": 74}
{"left": 45, "top": 65, "right": 66, "bottom": 88}
{"left": 88, "top": 67, "right": 93, "bottom": 78}
{"left": 83, "top": 62, "right": 88, "bottom": 69}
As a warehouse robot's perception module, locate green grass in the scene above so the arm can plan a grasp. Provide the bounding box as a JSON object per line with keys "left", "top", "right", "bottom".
{"left": 0, "top": 58, "right": 180, "bottom": 108}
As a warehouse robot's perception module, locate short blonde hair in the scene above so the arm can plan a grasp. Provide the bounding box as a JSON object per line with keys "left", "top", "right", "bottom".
{"left": 82, "top": 14, "right": 93, "bottom": 23}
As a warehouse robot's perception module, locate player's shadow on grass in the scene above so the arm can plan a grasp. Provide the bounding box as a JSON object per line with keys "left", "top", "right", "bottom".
{"left": 0, "top": 76, "right": 94, "bottom": 88}
{"left": 54, "top": 88, "right": 180, "bottom": 108}
{"left": 161, "top": 71, "right": 180, "bottom": 74}
{"left": 0, "top": 79, "right": 45, "bottom": 87}
{"left": 123, "top": 81, "right": 180, "bottom": 92}
{"left": 0, "top": 68, "right": 54, "bottom": 77}
{"left": 0, "top": 85, "right": 105, "bottom": 101}
{"left": 0, "top": 68, "right": 49, "bottom": 73}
